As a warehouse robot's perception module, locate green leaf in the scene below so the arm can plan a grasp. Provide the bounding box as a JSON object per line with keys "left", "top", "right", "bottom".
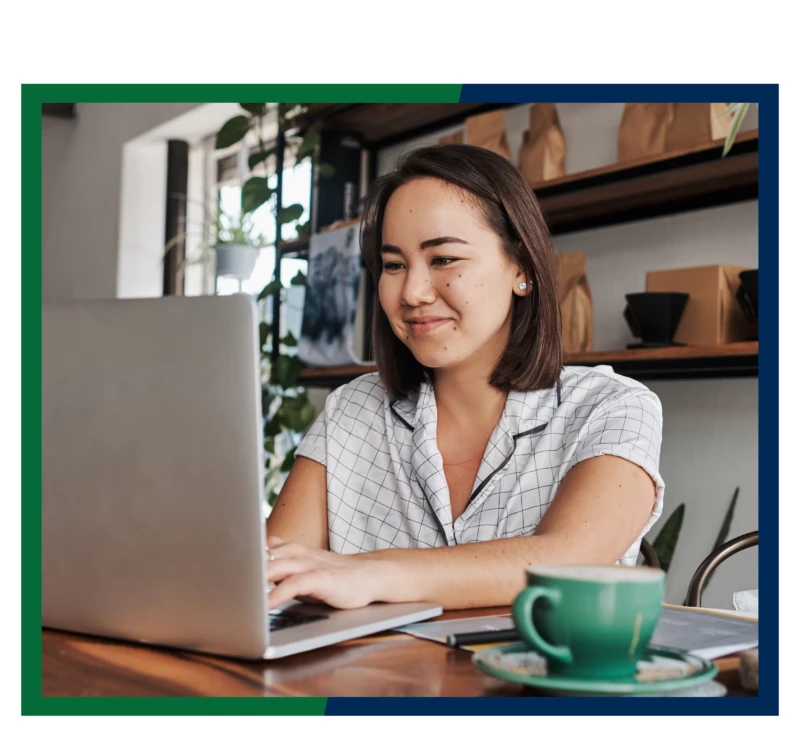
{"left": 264, "top": 437, "right": 275, "bottom": 455}
{"left": 261, "top": 386, "right": 273, "bottom": 417}
{"left": 239, "top": 103, "right": 266, "bottom": 116}
{"left": 279, "top": 402, "right": 316, "bottom": 432}
{"left": 282, "top": 331, "right": 298, "bottom": 347}
{"left": 278, "top": 203, "right": 304, "bottom": 225}
{"left": 264, "top": 414, "right": 282, "bottom": 437}
{"left": 722, "top": 103, "right": 750, "bottom": 157}
{"left": 215, "top": 115, "right": 251, "bottom": 149}
{"left": 296, "top": 402, "right": 316, "bottom": 430}
{"left": 278, "top": 102, "right": 308, "bottom": 125}
{"left": 651, "top": 503, "right": 685, "bottom": 574}
{"left": 241, "top": 176, "right": 274, "bottom": 215}
{"left": 318, "top": 162, "right": 335, "bottom": 178}
{"left": 259, "top": 321, "right": 270, "bottom": 350}
{"left": 275, "top": 354, "right": 303, "bottom": 389}
{"left": 257, "top": 279, "right": 281, "bottom": 302}
{"left": 290, "top": 271, "right": 307, "bottom": 286}
{"left": 280, "top": 393, "right": 306, "bottom": 410}
{"left": 248, "top": 147, "right": 276, "bottom": 170}
{"left": 280, "top": 446, "right": 298, "bottom": 472}
{"left": 294, "top": 128, "right": 319, "bottom": 165}
{"left": 294, "top": 221, "right": 311, "bottom": 239}
{"left": 713, "top": 487, "right": 739, "bottom": 551}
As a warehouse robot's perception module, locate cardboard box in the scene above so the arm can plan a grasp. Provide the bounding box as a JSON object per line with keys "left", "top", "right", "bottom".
{"left": 645, "top": 265, "right": 754, "bottom": 345}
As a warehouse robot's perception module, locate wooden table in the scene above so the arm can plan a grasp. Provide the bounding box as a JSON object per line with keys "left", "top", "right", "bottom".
{"left": 42, "top": 607, "right": 751, "bottom": 697}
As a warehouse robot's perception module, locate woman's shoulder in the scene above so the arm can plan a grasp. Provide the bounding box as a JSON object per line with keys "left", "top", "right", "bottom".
{"left": 558, "top": 364, "right": 663, "bottom": 414}
{"left": 321, "top": 371, "right": 388, "bottom": 418}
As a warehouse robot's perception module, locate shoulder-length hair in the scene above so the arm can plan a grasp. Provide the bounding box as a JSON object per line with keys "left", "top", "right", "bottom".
{"left": 360, "top": 143, "right": 562, "bottom": 400}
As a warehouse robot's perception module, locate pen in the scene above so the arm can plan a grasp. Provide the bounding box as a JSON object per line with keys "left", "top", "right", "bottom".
{"left": 447, "top": 628, "right": 521, "bottom": 647}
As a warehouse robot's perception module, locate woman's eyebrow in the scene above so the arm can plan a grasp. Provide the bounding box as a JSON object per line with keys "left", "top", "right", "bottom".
{"left": 381, "top": 236, "right": 468, "bottom": 254}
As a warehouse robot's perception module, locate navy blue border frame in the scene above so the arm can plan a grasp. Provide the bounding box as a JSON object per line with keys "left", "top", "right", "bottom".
{"left": 325, "top": 84, "right": 779, "bottom": 716}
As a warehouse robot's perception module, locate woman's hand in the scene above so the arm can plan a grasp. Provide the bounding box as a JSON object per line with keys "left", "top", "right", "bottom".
{"left": 266, "top": 537, "right": 389, "bottom": 610}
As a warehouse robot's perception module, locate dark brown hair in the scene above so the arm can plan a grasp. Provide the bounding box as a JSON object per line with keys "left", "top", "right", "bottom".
{"left": 360, "top": 143, "right": 562, "bottom": 400}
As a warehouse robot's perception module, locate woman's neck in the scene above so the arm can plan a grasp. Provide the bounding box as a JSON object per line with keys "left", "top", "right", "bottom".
{"left": 431, "top": 362, "right": 508, "bottom": 430}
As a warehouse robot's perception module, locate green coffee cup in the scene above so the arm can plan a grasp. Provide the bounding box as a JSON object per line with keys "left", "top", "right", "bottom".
{"left": 512, "top": 565, "right": 666, "bottom": 679}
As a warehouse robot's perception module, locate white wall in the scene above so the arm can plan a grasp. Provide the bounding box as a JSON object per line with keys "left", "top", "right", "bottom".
{"left": 377, "top": 103, "right": 760, "bottom": 607}
{"left": 42, "top": 103, "right": 201, "bottom": 303}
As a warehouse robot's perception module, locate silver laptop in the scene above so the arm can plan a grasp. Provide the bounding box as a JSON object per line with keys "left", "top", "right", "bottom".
{"left": 42, "top": 294, "right": 441, "bottom": 659}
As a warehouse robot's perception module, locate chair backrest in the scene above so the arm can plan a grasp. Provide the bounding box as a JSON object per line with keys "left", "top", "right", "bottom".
{"left": 639, "top": 538, "right": 660, "bottom": 569}
{"left": 685, "top": 531, "right": 759, "bottom": 607}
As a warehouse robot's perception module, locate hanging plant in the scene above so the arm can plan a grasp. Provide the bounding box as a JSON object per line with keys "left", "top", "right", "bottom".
{"left": 211, "top": 102, "right": 325, "bottom": 504}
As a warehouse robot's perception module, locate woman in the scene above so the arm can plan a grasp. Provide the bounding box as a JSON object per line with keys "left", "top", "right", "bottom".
{"left": 267, "top": 144, "right": 664, "bottom": 610}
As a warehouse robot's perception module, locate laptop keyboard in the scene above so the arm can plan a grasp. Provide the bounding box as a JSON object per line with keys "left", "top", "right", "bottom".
{"left": 269, "top": 609, "right": 329, "bottom": 632}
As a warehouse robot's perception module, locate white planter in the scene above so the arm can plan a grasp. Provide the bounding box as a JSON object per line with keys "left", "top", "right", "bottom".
{"left": 215, "top": 245, "right": 259, "bottom": 280}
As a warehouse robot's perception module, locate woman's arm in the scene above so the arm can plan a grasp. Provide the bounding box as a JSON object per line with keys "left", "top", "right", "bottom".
{"left": 266, "top": 454, "right": 657, "bottom": 610}
{"left": 265, "top": 456, "right": 328, "bottom": 550}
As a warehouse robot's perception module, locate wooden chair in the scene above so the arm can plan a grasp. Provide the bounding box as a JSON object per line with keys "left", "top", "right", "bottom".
{"left": 639, "top": 538, "right": 660, "bottom": 569}
{"left": 685, "top": 531, "right": 759, "bottom": 607}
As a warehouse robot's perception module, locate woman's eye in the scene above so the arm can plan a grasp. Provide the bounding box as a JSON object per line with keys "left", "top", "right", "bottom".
{"left": 431, "top": 257, "right": 459, "bottom": 267}
{"left": 381, "top": 262, "right": 404, "bottom": 273}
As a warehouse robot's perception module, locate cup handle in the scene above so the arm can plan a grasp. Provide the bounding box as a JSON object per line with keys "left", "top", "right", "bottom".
{"left": 623, "top": 305, "right": 640, "bottom": 337}
{"left": 512, "top": 586, "right": 573, "bottom": 666}
{"left": 736, "top": 284, "right": 756, "bottom": 321}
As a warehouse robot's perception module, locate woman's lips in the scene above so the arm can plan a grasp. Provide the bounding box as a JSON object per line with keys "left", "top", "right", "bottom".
{"left": 406, "top": 318, "right": 453, "bottom": 336}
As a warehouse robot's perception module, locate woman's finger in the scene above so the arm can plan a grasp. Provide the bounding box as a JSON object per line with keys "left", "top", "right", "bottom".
{"left": 266, "top": 556, "right": 319, "bottom": 583}
{"left": 267, "top": 572, "right": 323, "bottom": 610}
{"left": 266, "top": 535, "right": 285, "bottom": 548}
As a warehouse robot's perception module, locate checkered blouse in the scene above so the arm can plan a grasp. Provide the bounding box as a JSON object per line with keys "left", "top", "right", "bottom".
{"left": 295, "top": 366, "right": 665, "bottom": 565}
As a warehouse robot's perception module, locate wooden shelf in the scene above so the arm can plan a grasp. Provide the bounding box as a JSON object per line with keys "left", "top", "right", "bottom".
{"left": 299, "top": 342, "right": 758, "bottom": 387}
{"left": 294, "top": 103, "right": 512, "bottom": 148}
{"left": 285, "top": 106, "right": 758, "bottom": 386}
{"left": 565, "top": 342, "right": 758, "bottom": 381}
{"left": 278, "top": 236, "right": 310, "bottom": 258}
{"left": 535, "top": 130, "right": 758, "bottom": 235}
{"left": 283, "top": 106, "right": 757, "bottom": 250}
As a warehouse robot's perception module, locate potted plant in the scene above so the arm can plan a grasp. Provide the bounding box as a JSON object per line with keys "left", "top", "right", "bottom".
{"left": 163, "top": 200, "right": 268, "bottom": 280}
{"left": 211, "top": 206, "right": 266, "bottom": 280}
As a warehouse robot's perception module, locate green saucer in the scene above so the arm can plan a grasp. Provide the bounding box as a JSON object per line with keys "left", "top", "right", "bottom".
{"left": 473, "top": 642, "right": 718, "bottom": 696}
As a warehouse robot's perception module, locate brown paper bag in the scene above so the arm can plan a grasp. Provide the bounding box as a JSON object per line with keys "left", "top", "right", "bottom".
{"left": 465, "top": 109, "right": 511, "bottom": 160}
{"left": 518, "top": 104, "right": 567, "bottom": 186}
{"left": 617, "top": 103, "right": 674, "bottom": 162}
{"left": 438, "top": 130, "right": 464, "bottom": 146}
{"left": 665, "top": 103, "right": 734, "bottom": 150}
{"left": 557, "top": 252, "right": 593, "bottom": 354}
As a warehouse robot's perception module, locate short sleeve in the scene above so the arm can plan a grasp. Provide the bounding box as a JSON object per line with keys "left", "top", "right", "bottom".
{"left": 570, "top": 389, "right": 666, "bottom": 557}
{"left": 295, "top": 387, "right": 343, "bottom": 468}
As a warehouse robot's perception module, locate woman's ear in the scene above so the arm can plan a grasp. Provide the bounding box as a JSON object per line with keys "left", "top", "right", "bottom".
{"left": 512, "top": 268, "right": 530, "bottom": 297}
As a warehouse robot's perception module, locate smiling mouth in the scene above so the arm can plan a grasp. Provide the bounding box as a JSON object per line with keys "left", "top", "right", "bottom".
{"left": 406, "top": 318, "right": 453, "bottom": 336}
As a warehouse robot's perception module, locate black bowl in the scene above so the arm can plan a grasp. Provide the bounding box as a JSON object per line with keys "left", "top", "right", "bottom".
{"left": 624, "top": 292, "right": 689, "bottom": 348}
{"left": 737, "top": 269, "right": 758, "bottom": 321}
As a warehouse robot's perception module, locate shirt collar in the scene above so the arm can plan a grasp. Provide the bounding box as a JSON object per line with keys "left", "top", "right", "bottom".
{"left": 390, "top": 374, "right": 562, "bottom": 436}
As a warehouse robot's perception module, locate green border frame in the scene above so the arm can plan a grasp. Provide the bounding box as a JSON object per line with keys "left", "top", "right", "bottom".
{"left": 22, "top": 84, "right": 462, "bottom": 716}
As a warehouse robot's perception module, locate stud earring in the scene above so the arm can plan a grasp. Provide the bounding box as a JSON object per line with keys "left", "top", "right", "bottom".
{"left": 519, "top": 282, "right": 527, "bottom": 290}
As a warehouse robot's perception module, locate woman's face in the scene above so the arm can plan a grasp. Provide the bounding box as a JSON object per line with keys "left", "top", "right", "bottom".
{"left": 379, "top": 177, "right": 528, "bottom": 374}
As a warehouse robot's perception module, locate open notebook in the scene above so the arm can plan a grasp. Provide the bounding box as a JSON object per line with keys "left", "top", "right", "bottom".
{"left": 395, "top": 605, "right": 758, "bottom": 660}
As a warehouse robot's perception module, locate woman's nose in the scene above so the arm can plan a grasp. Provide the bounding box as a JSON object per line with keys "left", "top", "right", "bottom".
{"left": 401, "top": 266, "right": 436, "bottom": 306}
